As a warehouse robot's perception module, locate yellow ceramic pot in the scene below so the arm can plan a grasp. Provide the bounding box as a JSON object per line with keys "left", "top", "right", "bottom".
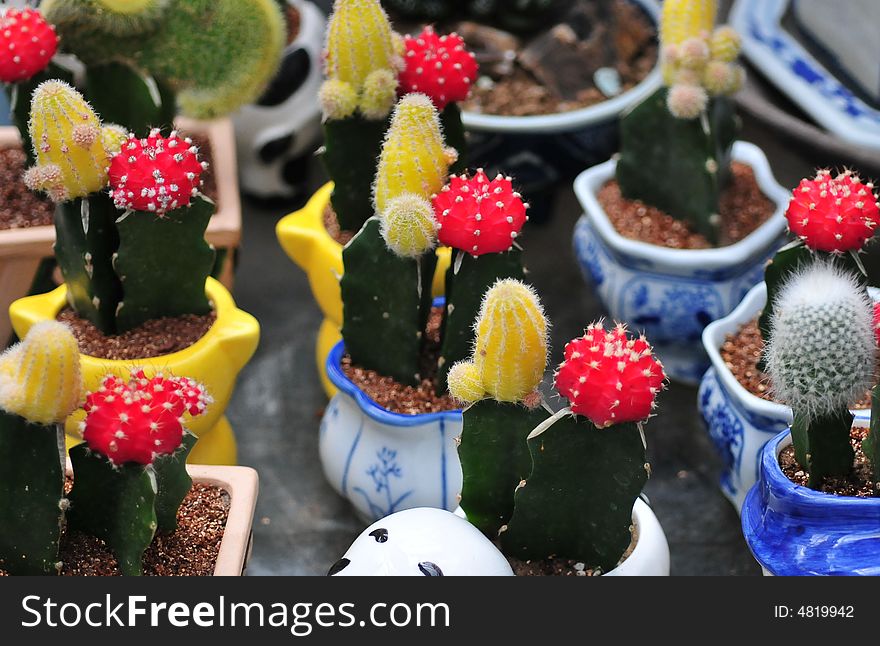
{"left": 277, "top": 182, "right": 450, "bottom": 398}
{"left": 9, "top": 278, "right": 260, "bottom": 465}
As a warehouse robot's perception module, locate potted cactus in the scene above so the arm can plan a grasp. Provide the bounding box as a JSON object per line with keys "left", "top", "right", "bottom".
{"left": 699, "top": 170, "right": 879, "bottom": 511}
{"left": 9, "top": 81, "right": 259, "bottom": 465}
{"left": 0, "top": 1, "right": 286, "bottom": 343}
{"left": 572, "top": 0, "right": 789, "bottom": 383}
{"left": 276, "top": 0, "right": 481, "bottom": 389}
{"left": 329, "top": 278, "right": 671, "bottom": 575}
{"left": 741, "top": 257, "right": 880, "bottom": 575}
{"left": 318, "top": 90, "right": 539, "bottom": 522}
{"left": 0, "top": 322, "right": 258, "bottom": 576}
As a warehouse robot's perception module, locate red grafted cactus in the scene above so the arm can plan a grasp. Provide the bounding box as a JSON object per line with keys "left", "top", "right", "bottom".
{"left": 433, "top": 169, "right": 528, "bottom": 255}
{"left": 108, "top": 129, "right": 206, "bottom": 215}
{"left": 81, "top": 370, "right": 211, "bottom": 465}
{"left": 785, "top": 170, "right": 879, "bottom": 253}
{"left": 0, "top": 8, "right": 58, "bottom": 83}
{"left": 554, "top": 323, "right": 666, "bottom": 428}
{"left": 399, "top": 26, "right": 477, "bottom": 110}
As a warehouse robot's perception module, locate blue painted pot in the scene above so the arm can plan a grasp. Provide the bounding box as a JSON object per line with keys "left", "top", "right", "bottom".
{"left": 700, "top": 283, "right": 874, "bottom": 513}
{"left": 320, "top": 339, "right": 463, "bottom": 524}
{"left": 742, "top": 429, "right": 880, "bottom": 575}
{"left": 573, "top": 141, "right": 790, "bottom": 384}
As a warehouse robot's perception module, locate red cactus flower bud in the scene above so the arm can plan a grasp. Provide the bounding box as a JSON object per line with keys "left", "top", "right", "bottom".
{"left": 554, "top": 323, "right": 666, "bottom": 428}
{"left": 399, "top": 26, "right": 477, "bottom": 110}
{"left": 81, "top": 370, "right": 211, "bottom": 466}
{"left": 108, "top": 129, "right": 206, "bottom": 215}
{"left": 432, "top": 169, "right": 528, "bottom": 255}
{"left": 786, "top": 170, "right": 879, "bottom": 253}
{"left": 0, "top": 8, "right": 58, "bottom": 84}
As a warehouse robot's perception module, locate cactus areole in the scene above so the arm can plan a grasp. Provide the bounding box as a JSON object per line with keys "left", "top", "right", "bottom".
{"left": 0, "top": 8, "right": 58, "bottom": 84}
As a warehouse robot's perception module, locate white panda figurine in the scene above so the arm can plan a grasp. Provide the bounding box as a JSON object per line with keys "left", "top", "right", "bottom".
{"left": 329, "top": 508, "right": 514, "bottom": 576}
{"left": 233, "top": 0, "right": 325, "bottom": 199}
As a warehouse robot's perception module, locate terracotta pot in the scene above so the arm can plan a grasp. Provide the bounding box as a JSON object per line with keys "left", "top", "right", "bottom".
{"left": 0, "top": 117, "right": 242, "bottom": 344}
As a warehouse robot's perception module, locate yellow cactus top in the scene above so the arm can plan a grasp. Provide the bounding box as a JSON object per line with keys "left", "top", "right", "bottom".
{"left": 321, "top": 0, "right": 401, "bottom": 120}
{"left": 660, "top": 0, "right": 716, "bottom": 46}
{"left": 25, "top": 80, "right": 124, "bottom": 202}
{"left": 449, "top": 279, "right": 548, "bottom": 404}
{"left": 0, "top": 321, "right": 82, "bottom": 426}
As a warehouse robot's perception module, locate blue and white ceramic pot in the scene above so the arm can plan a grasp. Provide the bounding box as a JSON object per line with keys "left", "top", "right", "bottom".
{"left": 320, "top": 340, "right": 463, "bottom": 524}
{"left": 700, "top": 283, "right": 873, "bottom": 514}
{"left": 572, "top": 141, "right": 790, "bottom": 384}
{"left": 742, "top": 428, "right": 880, "bottom": 576}
{"left": 462, "top": 0, "right": 661, "bottom": 222}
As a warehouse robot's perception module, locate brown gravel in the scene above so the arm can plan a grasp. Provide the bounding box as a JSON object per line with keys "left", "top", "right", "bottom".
{"left": 0, "top": 145, "right": 55, "bottom": 230}
{"left": 286, "top": 3, "right": 301, "bottom": 44}
{"left": 600, "top": 162, "right": 775, "bottom": 249}
{"left": 323, "top": 204, "right": 355, "bottom": 245}
{"left": 58, "top": 309, "right": 216, "bottom": 360}
{"left": 506, "top": 525, "right": 638, "bottom": 576}
{"left": 722, "top": 319, "right": 875, "bottom": 409}
{"left": 462, "top": 0, "right": 657, "bottom": 117}
{"left": 342, "top": 306, "right": 459, "bottom": 415}
{"left": 780, "top": 426, "right": 876, "bottom": 497}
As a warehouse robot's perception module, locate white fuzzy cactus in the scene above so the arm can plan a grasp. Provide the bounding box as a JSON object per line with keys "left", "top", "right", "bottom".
{"left": 764, "top": 260, "right": 876, "bottom": 420}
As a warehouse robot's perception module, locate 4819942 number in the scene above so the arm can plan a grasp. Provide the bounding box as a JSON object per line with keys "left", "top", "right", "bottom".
{"left": 774, "top": 606, "right": 855, "bottom": 619}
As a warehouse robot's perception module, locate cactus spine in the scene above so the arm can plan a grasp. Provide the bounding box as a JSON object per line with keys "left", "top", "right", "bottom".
{"left": 340, "top": 94, "right": 451, "bottom": 384}
{"left": 0, "top": 323, "right": 81, "bottom": 575}
{"left": 321, "top": 0, "right": 402, "bottom": 232}
{"left": 617, "top": 0, "right": 742, "bottom": 245}
{"left": 763, "top": 261, "right": 874, "bottom": 486}
{"left": 452, "top": 279, "right": 549, "bottom": 538}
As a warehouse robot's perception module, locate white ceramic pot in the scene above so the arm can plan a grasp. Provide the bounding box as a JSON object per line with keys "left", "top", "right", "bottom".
{"left": 572, "top": 141, "right": 790, "bottom": 384}
{"left": 319, "top": 340, "right": 463, "bottom": 524}
{"left": 233, "top": 0, "right": 324, "bottom": 199}
{"left": 603, "top": 498, "right": 670, "bottom": 576}
{"left": 699, "top": 282, "right": 873, "bottom": 513}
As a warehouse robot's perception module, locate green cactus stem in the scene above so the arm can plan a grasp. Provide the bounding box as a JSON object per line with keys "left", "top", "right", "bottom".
{"left": 85, "top": 62, "right": 176, "bottom": 134}
{"left": 616, "top": 87, "right": 737, "bottom": 246}
{"left": 340, "top": 217, "right": 436, "bottom": 385}
{"left": 67, "top": 434, "right": 196, "bottom": 576}
{"left": 436, "top": 250, "right": 525, "bottom": 394}
{"left": 794, "top": 408, "right": 856, "bottom": 488}
{"left": 440, "top": 104, "right": 467, "bottom": 176}
{"left": 500, "top": 414, "right": 648, "bottom": 572}
{"left": 322, "top": 116, "right": 390, "bottom": 233}
{"left": 867, "top": 386, "right": 880, "bottom": 495}
{"left": 458, "top": 400, "right": 548, "bottom": 538}
{"left": 54, "top": 194, "right": 123, "bottom": 335}
{"left": 0, "top": 411, "right": 65, "bottom": 575}
{"left": 113, "top": 196, "right": 215, "bottom": 333}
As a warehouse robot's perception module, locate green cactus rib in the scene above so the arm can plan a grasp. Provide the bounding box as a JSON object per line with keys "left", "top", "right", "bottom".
{"left": 152, "top": 433, "right": 196, "bottom": 533}
{"left": 46, "top": 0, "right": 286, "bottom": 120}
{"left": 322, "top": 116, "right": 390, "bottom": 233}
{"left": 440, "top": 104, "right": 467, "bottom": 176}
{"left": 616, "top": 88, "right": 737, "bottom": 246}
{"left": 795, "top": 408, "right": 856, "bottom": 489}
{"left": 7, "top": 63, "right": 74, "bottom": 168}
{"left": 500, "top": 415, "right": 648, "bottom": 572}
{"left": 0, "top": 411, "right": 65, "bottom": 575}
{"left": 67, "top": 443, "right": 158, "bottom": 576}
{"left": 436, "top": 250, "right": 525, "bottom": 395}
{"left": 85, "top": 62, "right": 176, "bottom": 134}
{"left": 867, "top": 386, "right": 880, "bottom": 493}
{"left": 54, "top": 194, "right": 123, "bottom": 336}
{"left": 341, "top": 218, "right": 436, "bottom": 386}
{"left": 113, "top": 196, "right": 215, "bottom": 333}
{"left": 458, "top": 400, "right": 549, "bottom": 538}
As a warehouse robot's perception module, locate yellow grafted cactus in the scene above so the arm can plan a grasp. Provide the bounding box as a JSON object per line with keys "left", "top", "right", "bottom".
{"left": 24, "top": 80, "right": 122, "bottom": 202}
{"left": 449, "top": 279, "right": 549, "bottom": 404}
{"left": 0, "top": 321, "right": 82, "bottom": 426}
{"left": 660, "top": 0, "right": 716, "bottom": 47}
{"left": 322, "top": 0, "right": 400, "bottom": 120}
{"left": 379, "top": 194, "right": 437, "bottom": 257}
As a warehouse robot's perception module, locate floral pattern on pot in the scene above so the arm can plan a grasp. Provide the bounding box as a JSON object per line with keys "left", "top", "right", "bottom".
{"left": 572, "top": 141, "right": 790, "bottom": 384}
{"left": 742, "top": 430, "right": 880, "bottom": 576}
{"left": 319, "top": 340, "right": 463, "bottom": 524}
{"left": 699, "top": 282, "right": 874, "bottom": 513}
